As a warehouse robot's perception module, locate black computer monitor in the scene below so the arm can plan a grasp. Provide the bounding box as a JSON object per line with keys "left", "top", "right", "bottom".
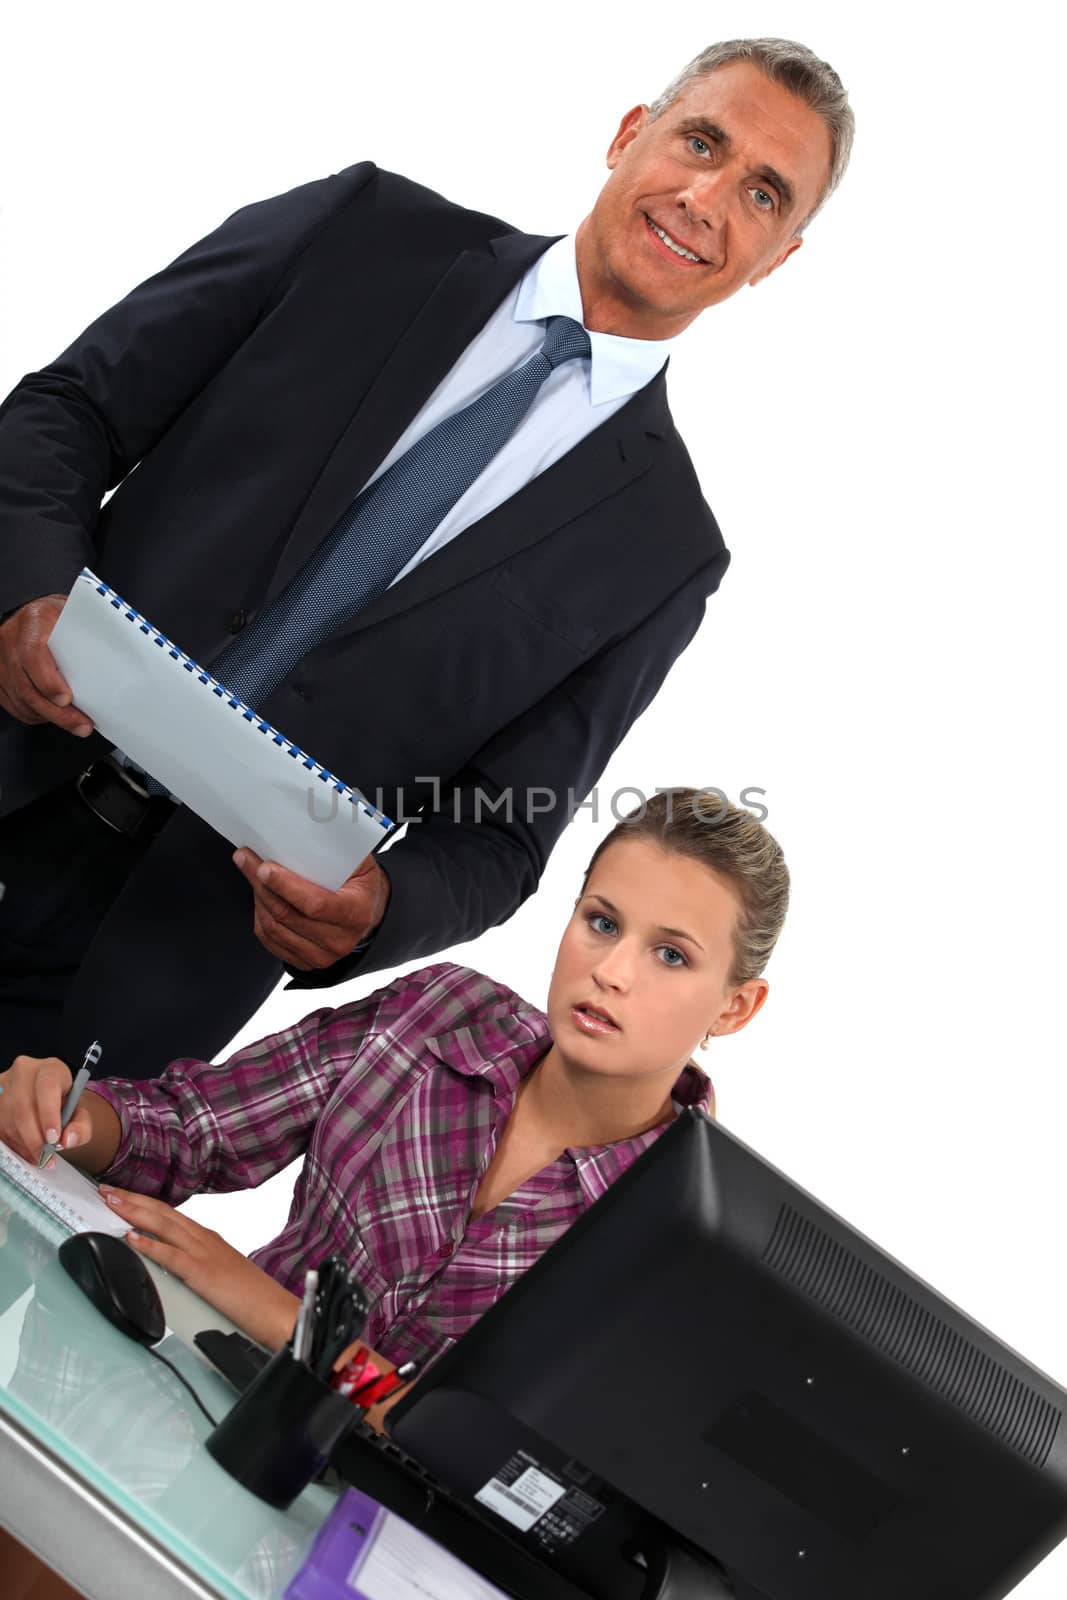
{"left": 390, "top": 1108, "right": 1067, "bottom": 1600}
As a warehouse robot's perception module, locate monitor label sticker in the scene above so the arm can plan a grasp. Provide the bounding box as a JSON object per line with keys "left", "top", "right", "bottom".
{"left": 527, "top": 1484, "right": 606, "bottom": 1553}
{"left": 475, "top": 1451, "right": 608, "bottom": 1549}
{"left": 475, "top": 1454, "right": 568, "bottom": 1532}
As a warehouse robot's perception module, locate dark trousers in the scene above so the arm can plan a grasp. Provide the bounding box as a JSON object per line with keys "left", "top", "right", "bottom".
{"left": 0, "top": 784, "right": 281, "bottom": 1079}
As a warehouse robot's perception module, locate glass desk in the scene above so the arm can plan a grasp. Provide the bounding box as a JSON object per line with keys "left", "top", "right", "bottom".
{"left": 0, "top": 1173, "right": 335, "bottom": 1600}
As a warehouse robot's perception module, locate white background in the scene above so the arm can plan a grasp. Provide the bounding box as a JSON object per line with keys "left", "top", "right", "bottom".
{"left": 2, "top": 3, "right": 1064, "bottom": 1592}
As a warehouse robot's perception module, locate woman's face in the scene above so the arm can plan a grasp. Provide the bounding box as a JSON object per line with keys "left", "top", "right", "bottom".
{"left": 546, "top": 838, "right": 766, "bottom": 1083}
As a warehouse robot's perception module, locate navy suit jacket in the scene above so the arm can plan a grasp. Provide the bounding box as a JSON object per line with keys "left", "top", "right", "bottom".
{"left": 0, "top": 162, "right": 729, "bottom": 1067}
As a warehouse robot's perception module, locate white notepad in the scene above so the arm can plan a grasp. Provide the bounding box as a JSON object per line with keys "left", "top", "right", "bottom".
{"left": 49, "top": 570, "right": 393, "bottom": 890}
{"left": 355, "top": 1511, "right": 511, "bottom": 1600}
{"left": 0, "top": 1142, "right": 127, "bottom": 1238}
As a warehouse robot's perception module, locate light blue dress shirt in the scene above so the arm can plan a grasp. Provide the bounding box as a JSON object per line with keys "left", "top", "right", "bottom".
{"left": 379, "top": 233, "right": 679, "bottom": 586}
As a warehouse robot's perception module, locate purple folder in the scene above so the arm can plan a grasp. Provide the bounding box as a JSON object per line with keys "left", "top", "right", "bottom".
{"left": 285, "top": 1486, "right": 511, "bottom": 1600}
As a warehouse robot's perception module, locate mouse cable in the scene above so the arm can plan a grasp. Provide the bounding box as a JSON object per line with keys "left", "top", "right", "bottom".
{"left": 147, "top": 1344, "right": 220, "bottom": 1427}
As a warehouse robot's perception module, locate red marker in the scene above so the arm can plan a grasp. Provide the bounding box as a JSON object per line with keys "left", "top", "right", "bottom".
{"left": 330, "top": 1345, "right": 379, "bottom": 1397}
{"left": 352, "top": 1360, "right": 419, "bottom": 1408}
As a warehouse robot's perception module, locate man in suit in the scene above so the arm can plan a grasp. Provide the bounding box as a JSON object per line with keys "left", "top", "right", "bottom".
{"left": 0, "top": 39, "right": 852, "bottom": 1079}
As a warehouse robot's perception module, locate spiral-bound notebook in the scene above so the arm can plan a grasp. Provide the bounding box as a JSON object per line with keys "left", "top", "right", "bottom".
{"left": 0, "top": 1143, "right": 127, "bottom": 1239}
{"left": 49, "top": 570, "right": 393, "bottom": 891}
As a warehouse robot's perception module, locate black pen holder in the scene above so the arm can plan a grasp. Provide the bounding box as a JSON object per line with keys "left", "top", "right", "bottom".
{"left": 205, "top": 1346, "right": 356, "bottom": 1509}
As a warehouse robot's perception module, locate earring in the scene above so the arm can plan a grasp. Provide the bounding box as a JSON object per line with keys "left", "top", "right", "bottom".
{"left": 700, "top": 1029, "right": 714, "bottom": 1050}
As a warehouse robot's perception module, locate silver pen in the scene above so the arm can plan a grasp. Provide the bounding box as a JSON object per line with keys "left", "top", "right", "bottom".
{"left": 39, "top": 1040, "right": 103, "bottom": 1168}
{"left": 292, "top": 1269, "right": 319, "bottom": 1364}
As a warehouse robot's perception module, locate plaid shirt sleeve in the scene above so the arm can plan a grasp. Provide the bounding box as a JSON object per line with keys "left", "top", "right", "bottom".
{"left": 90, "top": 971, "right": 435, "bottom": 1205}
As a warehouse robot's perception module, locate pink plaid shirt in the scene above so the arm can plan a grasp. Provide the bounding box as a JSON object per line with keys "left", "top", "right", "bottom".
{"left": 94, "top": 963, "right": 713, "bottom": 1369}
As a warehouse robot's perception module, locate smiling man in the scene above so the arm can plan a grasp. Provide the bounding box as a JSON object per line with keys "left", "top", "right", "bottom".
{"left": 0, "top": 38, "right": 852, "bottom": 1080}
{"left": 580, "top": 56, "right": 840, "bottom": 334}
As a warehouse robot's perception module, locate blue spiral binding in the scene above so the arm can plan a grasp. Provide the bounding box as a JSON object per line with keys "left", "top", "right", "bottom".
{"left": 87, "top": 572, "right": 393, "bottom": 830}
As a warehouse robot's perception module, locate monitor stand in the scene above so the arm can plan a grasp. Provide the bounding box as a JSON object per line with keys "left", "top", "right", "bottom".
{"left": 641, "top": 1539, "right": 734, "bottom": 1599}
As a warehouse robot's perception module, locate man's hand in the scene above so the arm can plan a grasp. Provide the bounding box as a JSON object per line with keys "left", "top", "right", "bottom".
{"left": 0, "top": 595, "right": 94, "bottom": 736}
{"left": 233, "top": 849, "right": 390, "bottom": 970}
{"left": 99, "top": 1185, "right": 301, "bottom": 1349}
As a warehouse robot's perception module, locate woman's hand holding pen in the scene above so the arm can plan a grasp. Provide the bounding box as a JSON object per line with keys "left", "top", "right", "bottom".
{"left": 0, "top": 1054, "right": 119, "bottom": 1172}
{"left": 98, "top": 1186, "right": 301, "bottom": 1350}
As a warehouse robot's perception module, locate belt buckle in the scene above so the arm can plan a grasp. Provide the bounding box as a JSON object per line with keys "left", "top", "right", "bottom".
{"left": 76, "top": 757, "right": 153, "bottom": 837}
{"left": 108, "top": 757, "right": 151, "bottom": 803}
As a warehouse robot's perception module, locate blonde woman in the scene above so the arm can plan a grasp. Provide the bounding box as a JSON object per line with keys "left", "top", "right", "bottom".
{"left": 1, "top": 789, "right": 788, "bottom": 1378}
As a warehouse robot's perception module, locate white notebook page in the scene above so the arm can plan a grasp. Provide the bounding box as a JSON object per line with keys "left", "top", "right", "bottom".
{"left": 0, "top": 1142, "right": 127, "bottom": 1237}
{"left": 49, "top": 569, "right": 393, "bottom": 890}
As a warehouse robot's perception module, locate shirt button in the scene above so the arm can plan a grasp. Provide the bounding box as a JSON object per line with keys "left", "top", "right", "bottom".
{"left": 436, "top": 1241, "right": 454, "bottom": 1259}
{"left": 228, "top": 609, "right": 248, "bottom": 633}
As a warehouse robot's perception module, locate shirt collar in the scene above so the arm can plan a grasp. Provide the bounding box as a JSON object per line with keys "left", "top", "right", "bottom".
{"left": 425, "top": 1014, "right": 715, "bottom": 1191}
{"left": 566, "top": 1062, "right": 714, "bottom": 1204}
{"left": 513, "top": 235, "right": 678, "bottom": 407}
{"left": 423, "top": 1006, "right": 552, "bottom": 1097}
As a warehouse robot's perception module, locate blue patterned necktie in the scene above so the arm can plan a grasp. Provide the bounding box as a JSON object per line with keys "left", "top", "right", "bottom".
{"left": 211, "top": 314, "right": 592, "bottom": 709}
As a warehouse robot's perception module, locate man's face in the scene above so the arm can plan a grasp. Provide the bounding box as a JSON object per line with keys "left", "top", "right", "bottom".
{"left": 575, "top": 61, "right": 834, "bottom": 339}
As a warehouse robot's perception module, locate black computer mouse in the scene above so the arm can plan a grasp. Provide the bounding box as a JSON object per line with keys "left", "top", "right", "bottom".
{"left": 58, "top": 1230, "right": 166, "bottom": 1346}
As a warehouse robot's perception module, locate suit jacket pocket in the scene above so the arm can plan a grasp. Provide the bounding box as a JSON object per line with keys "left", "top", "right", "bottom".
{"left": 490, "top": 566, "right": 600, "bottom": 654}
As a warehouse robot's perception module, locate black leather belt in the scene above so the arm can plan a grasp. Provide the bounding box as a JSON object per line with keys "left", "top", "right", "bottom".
{"left": 76, "top": 756, "right": 177, "bottom": 841}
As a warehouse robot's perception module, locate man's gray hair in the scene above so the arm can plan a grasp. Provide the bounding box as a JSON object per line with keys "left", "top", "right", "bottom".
{"left": 648, "top": 37, "right": 854, "bottom": 232}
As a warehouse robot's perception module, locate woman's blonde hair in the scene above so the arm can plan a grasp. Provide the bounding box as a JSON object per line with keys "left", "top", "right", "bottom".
{"left": 581, "top": 788, "right": 790, "bottom": 986}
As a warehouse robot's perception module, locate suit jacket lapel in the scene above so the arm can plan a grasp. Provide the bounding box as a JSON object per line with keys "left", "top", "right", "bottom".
{"left": 262, "top": 229, "right": 560, "bottom": 605}
{"left": 327, "top": 371, "right": 669, "bottom": 641}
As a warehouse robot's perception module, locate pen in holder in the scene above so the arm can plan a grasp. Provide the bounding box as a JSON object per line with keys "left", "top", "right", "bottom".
{"left": 205, "top": 1344, "right": 356, "bottom": 1509}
